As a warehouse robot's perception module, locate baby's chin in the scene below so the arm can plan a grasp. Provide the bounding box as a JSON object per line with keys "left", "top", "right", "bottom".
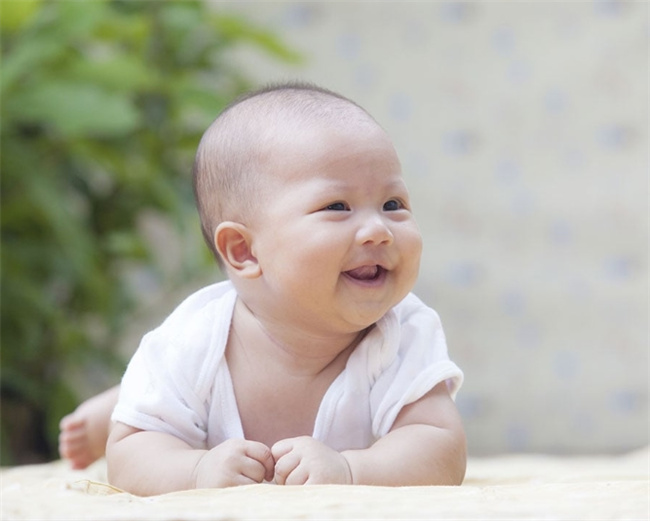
{"left": 341, "top": 300, "right": 401, "bottom": 332}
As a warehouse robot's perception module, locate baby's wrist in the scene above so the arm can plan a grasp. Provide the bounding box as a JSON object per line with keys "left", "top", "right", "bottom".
{"left": 190, "top": 450, "right": 210, "bottom": 489}
{"left": 340, "top": 451, "right": 355, "bottom": 485}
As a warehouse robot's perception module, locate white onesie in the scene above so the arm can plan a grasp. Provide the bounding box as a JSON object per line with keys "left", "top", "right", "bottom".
{"left": 112, "top": 281, "right": 463, "bottom": 452}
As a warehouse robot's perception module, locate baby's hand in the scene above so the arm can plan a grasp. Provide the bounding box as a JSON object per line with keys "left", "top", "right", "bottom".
{"left": 272, "top": 436, "right": 352, "bottom": 485}
{"left": 194, "top": 439, "right": 275, "bottom": 488}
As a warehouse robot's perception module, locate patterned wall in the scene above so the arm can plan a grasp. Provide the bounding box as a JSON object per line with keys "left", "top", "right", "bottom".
{"left": 217, "top": 1, "right": 648, "bottom": 454}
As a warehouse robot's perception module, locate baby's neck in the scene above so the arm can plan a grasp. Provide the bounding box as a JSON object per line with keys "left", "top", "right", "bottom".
{"left": 230, "top": 298, "right": 368, "bottom": 377}
{"left": 226, "top": 299, "right": 371, "bottom": 446}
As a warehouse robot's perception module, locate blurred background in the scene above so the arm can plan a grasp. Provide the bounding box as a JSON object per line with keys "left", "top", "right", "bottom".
{"left": 1, "top": 1, "right": 647, "bottom": 465}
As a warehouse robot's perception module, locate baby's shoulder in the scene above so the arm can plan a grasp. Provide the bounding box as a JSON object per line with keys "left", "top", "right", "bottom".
{"left": 145, "top": 280, "right": 236, "bottom": 359}
{"left": 134, "top": 281, "right": 236, "bottom": 396}
{"left": 157, "top": 281, "right": 235, "bottom": 337}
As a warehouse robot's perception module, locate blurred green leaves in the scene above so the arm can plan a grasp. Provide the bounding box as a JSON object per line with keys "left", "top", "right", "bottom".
{"left": 0, "top": 0, "right": 301, "bottom": 464}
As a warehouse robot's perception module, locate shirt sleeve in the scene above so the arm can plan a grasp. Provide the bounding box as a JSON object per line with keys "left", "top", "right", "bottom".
{"left": 111, "top": 283, "right": 234, "bottom": 449}
{"left": 111, "top": 326, "right": 208, "bottom": 449}
{"left": 369, "top": 293, "right": 463, "bottom": 438}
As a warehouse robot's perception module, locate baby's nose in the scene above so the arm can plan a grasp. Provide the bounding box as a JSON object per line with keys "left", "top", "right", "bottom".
{"left": 356, "top": 215, "right": 394, "bottom": 245}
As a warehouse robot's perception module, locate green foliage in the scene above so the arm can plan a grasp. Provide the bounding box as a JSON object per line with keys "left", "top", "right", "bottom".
{"left": 0, "top": 0, "right": 301, "bottom": 464}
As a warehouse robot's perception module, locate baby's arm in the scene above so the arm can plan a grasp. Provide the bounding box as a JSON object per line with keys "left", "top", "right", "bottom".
{"left": 272, "top": 381, "right": 465, "bottom": 486}
{"left": 342, "top": 381, "right": 466, "bottom": 486}
{"left": 106, "top": 422, "right": 275, "bottom": 495}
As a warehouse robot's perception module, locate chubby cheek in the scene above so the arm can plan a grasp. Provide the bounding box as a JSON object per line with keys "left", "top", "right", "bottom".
{"left": 278, "top": 232, "right": 342, "bottom": 284}
{"left": 399, "top": 226, "right": 423, "bottom": 284}
{"left": 400, "top": 217, "right": 423, "bottom": 254}
{"left": 412, "top": 232, "right": 424, "bottom": 267}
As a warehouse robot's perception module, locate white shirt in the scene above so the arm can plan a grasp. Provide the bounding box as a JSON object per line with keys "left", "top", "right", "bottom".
{"left": 112, "top": 281, "right": 463, "bottom": 451}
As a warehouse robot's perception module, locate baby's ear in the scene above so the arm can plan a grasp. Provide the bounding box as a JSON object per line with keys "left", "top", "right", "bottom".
{"left": 214, "top": 222, "right": 261, "bottom": 279}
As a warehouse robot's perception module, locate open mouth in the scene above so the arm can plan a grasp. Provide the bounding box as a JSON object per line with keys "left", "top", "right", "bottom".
{"left": 343, "top": 265, "right": 387, "bottom": 282}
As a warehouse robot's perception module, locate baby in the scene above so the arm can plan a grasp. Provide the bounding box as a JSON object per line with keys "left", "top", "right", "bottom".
{"left": 60, "top": 83, "right": 466, "bottom": 495}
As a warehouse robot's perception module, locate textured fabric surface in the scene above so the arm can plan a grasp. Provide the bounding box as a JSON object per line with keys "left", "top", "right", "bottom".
{"left": 2, "top": 448, "right": 647, "bottom": 520}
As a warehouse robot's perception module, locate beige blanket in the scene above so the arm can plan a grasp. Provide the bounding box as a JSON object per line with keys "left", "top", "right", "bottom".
{"left": 2, "top": 447, "right": 648, "bottom": 520}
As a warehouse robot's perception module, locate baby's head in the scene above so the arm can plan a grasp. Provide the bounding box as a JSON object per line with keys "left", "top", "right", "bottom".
{"left": 193, "top": 82, "right": 422, "bottom": 331}
{"left": 193, "top": 82, "right": 377, "bottom": 262}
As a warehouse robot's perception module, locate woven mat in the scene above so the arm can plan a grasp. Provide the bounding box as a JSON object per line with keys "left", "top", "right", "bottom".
{"left": 2, "top": 447, "right": 648, "bottom": 520}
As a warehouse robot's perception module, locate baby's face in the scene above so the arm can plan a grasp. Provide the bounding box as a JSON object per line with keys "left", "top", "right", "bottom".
{"left": 248, "top": 120, "right": 423, "bottom": 334}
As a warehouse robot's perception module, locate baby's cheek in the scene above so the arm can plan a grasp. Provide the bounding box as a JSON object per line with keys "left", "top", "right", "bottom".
{"left": 401, "top": 227, "right": 423, "bottom": 289}
{"left": 403, "top": 226, "right": 423, "bottom": 263}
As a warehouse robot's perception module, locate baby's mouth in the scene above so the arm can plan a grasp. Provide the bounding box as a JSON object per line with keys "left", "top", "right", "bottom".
{"left": 343, "top": 265, "right": 385, "bottom": 281}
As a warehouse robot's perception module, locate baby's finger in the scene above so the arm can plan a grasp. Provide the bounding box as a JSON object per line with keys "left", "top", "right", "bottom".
{"left": 270, "top": 438, "right": 294, "bottom": 461}
{"left": 283, "top": 462, "right": 310, "bottom": 486}
{"left": 274, "top": 451, "right": 301, "bottom": 485}
{"left": 237, "top": 457, "right": 270, "bottom": 484}
{"left": 244, "top": 441, "right": 275, "bottom": 482}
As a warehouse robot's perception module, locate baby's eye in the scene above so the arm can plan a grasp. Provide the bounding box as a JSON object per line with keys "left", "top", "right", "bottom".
{"left": 325, "top": 202, "right": 350, "bottom": 211}
{"left": 383, "top": 199, "right": 404, "bottom": 211}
